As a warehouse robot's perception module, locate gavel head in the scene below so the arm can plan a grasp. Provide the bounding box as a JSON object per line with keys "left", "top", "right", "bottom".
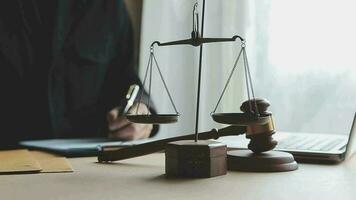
{"left": 240, "top": 98, "right": 278, "bottom": 153}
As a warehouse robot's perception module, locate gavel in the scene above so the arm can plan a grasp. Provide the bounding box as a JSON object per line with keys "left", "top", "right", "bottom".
{"left": 240, "top": 98, "right": 278, "bottom": 153}
{"left": 98, "top": 98, "right": 278, "bottom": 162}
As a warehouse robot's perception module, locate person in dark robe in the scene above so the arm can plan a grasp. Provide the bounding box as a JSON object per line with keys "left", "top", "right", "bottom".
{"left": 0, "top": 0, "right": 156, "bottom": 149}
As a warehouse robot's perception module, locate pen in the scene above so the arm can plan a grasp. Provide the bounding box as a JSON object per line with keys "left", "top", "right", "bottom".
{"left": 120, "top": 84, "right": 140, "bottom": 115}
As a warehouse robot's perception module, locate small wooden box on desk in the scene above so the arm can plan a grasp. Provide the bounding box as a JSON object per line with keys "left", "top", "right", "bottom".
{"left": 165, "top": 140, "right": 227, "bottom": 178}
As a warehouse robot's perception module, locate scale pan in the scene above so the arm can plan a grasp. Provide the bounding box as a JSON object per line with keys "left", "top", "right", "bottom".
{"left": 211, "top": 113, "right": 269, "bottom": 126}
{"left": 126, "top": 114, "right": 179, "bottom": 124}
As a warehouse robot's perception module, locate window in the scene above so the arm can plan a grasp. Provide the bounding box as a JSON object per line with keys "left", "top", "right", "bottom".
{"left": 247, "top": 0, "right": 356, "bottom": 134}
{"left": 140, "top": 0, "right": 356, "bottom": 137}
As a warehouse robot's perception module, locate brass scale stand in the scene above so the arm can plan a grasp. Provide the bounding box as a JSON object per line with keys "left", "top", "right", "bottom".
{"left": 98, "top": 1, "right": 298, "bottom": 177}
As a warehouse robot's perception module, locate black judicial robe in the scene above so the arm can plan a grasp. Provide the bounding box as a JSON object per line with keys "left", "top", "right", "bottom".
{"left": 0, "top": 0, "right": 152, "bottom": 148}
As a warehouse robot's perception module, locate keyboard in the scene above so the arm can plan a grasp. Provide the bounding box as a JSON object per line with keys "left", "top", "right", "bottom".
{"left": 276, "top": 135, "right": 347, "bottom": 152}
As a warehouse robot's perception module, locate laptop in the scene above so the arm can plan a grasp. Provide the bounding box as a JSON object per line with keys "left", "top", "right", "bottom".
{"left": 217, "top": 112, "right": 356, "bottom": 163}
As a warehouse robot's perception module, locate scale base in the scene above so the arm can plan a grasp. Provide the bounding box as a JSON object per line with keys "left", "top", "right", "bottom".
{"left": 227, "top": 150, "right": 298, "bottom": 172}
{"left": 165, "top": 140, "right": 227, "bottom": 178}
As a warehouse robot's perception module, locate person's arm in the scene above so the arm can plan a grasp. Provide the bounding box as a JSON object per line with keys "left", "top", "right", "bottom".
{"left": 98, "top": 0, "right": 158, "bottom": 139}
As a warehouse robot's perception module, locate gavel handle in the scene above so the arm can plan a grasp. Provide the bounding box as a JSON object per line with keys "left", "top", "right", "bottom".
{"left": 97, "top": 125, "right": 246, "bottom": 162}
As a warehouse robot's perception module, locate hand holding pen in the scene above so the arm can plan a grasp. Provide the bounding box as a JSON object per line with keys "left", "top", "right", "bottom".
{"left": 107, "top": 85, "right": 153, "bottom": 140}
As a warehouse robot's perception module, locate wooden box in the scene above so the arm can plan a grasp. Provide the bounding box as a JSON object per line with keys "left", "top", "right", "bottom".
{"left": 165, "top": 140, "right": 227, "bottom": 178}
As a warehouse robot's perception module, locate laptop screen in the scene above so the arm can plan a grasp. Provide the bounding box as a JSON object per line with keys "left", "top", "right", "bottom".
{"left": 345, "top": 113, "right": 356, "bottom": 159}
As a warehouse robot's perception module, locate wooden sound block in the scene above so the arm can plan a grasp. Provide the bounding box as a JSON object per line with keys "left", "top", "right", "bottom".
{"left": 165, "top": 140, "right": 227, "bottom": 178}
{"left": 227, "top": 150, "right": 298, "bottom": 172}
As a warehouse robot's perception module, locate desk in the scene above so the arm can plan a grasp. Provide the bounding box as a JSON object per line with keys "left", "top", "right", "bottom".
{"left": 1, "top": 153, "right": 356, "bottom": 200}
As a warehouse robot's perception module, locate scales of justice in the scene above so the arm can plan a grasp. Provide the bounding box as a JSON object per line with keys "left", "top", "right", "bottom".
{"left": 98, "top": 0, "right": 298, "bottom": 177}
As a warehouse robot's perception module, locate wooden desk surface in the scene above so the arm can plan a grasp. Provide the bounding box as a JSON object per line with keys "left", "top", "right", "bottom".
{"left": 1, "top": 153, "right": 356, "bottom": 200}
